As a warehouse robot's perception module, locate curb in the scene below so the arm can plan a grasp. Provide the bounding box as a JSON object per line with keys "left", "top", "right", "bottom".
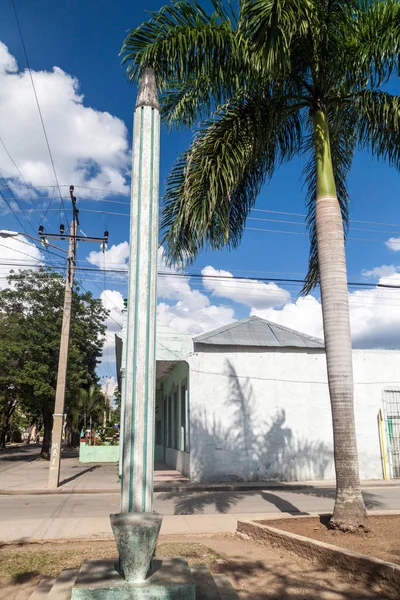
{"left": 237, "top": 518, "right": 400, "bottom": 594}
{"left": 1, "top": 480, "right": 400, "bottom": 496}
{"left": 0, "top": 483, "right": 320, "bottom": 495}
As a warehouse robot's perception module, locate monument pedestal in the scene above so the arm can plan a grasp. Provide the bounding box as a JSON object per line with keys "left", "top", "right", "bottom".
{"left": 72, "top": 558, "right": 196, "bottom": 600}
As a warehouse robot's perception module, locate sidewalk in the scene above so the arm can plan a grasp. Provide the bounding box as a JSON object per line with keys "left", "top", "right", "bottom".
{"left": 3, "top": 510, "right": 400, "bottom": 544}
{"left": 0, "top": 453, "right": 189, "bottom": 494}
{"left": 0, "top": 513, "right": 239, "bottom": 543}
{"left": 1, "top": 451, "right": 399, "bottom": 495}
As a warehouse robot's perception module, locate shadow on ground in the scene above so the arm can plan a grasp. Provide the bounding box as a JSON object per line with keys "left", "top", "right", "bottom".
{"left": 59, "top": 464, "right": 99, "bottom": 487}
{"left": 157, "top": 487, "right": 383, "bottom": 515}
{"left": 219, "top": 558, "right": 395, "bottom": 599}
{"left": 207, "top": 536, "right": 396, "bottom": 600}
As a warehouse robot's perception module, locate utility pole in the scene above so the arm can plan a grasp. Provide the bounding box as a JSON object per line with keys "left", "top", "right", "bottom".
{"left": 47, "top": 185, "right": 109, "bottom": 489}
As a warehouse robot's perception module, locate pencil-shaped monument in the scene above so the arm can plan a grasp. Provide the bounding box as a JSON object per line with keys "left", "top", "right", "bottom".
{"left": 71, "top": 68, "right": 196, "bottom": 600}
{"left": 111, "top": 67, "right": 161, "bottom": 582}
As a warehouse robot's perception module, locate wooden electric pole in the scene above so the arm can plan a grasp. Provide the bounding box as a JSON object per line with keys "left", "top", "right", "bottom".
{"left": 47, "top": 185, "right": 109, "bottom": 489}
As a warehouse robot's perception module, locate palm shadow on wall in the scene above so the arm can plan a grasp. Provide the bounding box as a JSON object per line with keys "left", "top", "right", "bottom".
{"left": 158, "top": 360, "right": 383, "bottom": 514}
{"left": 191, "top": 359, "right": 333, "bottom": 484}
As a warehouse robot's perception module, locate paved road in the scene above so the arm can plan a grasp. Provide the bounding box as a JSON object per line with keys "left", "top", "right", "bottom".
{"left": 0, "top": 444, "right": 41, "bottom": 473}
{"left": 0, "top": 486, "right": 399, "bottom": 519}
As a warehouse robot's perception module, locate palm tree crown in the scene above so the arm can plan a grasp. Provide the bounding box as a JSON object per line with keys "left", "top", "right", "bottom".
{"left": 122, "top": 0, "right": 400, "bottom": 290}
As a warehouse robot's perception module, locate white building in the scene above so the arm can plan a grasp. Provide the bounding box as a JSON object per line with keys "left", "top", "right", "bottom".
{"left": 116, "top": 316, "right": 400, "bottom": 482}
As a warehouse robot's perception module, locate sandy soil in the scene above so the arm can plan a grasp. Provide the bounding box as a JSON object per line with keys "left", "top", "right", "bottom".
{"left": 260, "top": 514, "right": 400, "bottom": 566}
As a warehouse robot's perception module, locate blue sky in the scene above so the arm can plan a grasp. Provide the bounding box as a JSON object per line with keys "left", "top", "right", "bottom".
{"left": 2, "top": 0, "right": 400, "bottom": 383}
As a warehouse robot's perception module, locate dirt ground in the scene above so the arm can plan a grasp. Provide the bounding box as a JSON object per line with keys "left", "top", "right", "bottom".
{"left": 261, "top": 514, "right": 400, "bottom": 566}
{"left": 0, "top": 533, "right": 395, "bottom": 600}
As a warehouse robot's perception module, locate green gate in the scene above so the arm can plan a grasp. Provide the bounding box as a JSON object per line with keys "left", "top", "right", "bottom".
{"left": 383, "top": 390, "right": 400, "bottom": 478}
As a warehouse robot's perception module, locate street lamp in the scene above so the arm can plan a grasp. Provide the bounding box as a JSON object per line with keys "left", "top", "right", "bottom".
{"left": 0, "top": 230, "right": 19, "bottom": 238}
{"left": 0, "top": 230, "right": 68, "bottom": 253}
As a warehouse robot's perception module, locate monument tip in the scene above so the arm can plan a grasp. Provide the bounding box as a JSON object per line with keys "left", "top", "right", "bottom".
{"left": 136, "top": 68, "right": 159, "bottom": 110}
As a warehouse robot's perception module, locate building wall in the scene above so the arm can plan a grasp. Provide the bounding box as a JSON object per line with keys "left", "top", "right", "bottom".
{"left": 160, "top": 361, "right": 190, "bottom": 476}
{"left": 187, "top": 346, "right": 400, "bottom": 482}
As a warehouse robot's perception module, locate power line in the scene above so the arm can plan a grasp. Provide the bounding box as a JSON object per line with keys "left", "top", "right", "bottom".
{"left": 248, "top": 216, "right": 400, "bottom": 236}
{"left": 10, "top": 0, "right": 69, "bottom": 228}
{"left": 0, "top": 183, "right": 131, "bottom": 197}
{"left": 252, "top": 208, "right": 400, "bottom": 229}
{"left": 0, "top": 190, "right": 31, "bottom": 236}
{"left": 2, "top": 259, "right": 400, "bottom": 291}
{"left": 0, "top": 136, "right": 41, "bottom": 220}
{"left": 246, "top": 226, "right": 400, "bottom": 246}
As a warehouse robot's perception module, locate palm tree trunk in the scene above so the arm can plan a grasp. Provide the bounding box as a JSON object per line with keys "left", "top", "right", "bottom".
{"left": 313, "top": 108, "right": 367, "bottom": 532}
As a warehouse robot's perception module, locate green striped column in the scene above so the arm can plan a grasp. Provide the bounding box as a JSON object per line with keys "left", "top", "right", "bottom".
{"left": 121, "top": 68, "right": 160, "bottom": 514}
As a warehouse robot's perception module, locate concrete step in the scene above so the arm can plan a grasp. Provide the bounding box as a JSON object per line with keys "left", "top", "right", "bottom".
{"left": 212, "top": 573, "right": 240, "bottom": 600}
{"left": 47, "top": 569, "right": 79, "bottom": 599}
{"left": 28, "top": 564, "right": 239, "bottom": 600}
{"left": 190, "top": 565, "right": 239, "bottom": 600}
{"left": 28, "top": 578, "right": 56, "bottom": 600}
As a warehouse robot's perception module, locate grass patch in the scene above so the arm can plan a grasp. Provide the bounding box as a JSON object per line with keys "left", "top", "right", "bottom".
{"left": 0, "top": 540, "right": 220, "bottom": 587}
{"left": 157, "top": 543, "right": 220, "bottom": 565}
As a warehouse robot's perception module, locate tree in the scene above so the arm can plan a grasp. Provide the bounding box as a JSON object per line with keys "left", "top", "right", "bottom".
{"left": 0, "top": 313, "right": 26, "bottom": 448}
{"left": 121, "top": 0, "right": 400, "bottom": 530}
{"left": 0, "top": 269, "right": 107, "bottom": 458}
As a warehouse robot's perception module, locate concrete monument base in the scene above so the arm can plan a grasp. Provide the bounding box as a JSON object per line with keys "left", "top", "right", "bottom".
{"left": 110, "top": 512, "right": 162, "bottom": 583}
{"left": 72, "top": 557, "right": 196, "bottom": 600}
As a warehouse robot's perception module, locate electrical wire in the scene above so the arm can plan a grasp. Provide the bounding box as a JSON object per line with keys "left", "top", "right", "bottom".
{"left": 0, "top": 136, "right": 41, "bottom": 220}
{"left": 1, "top": 259, "right": 400, "bottom": 292}
{"left": 0, "top": 189, "right": 32, "bottom": 236}
{"left": 10, "top": 0, "right": 69, "bottom": 228}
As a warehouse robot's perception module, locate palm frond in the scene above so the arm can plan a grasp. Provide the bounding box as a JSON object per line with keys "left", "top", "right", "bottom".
{"left": 351, "top": 0, "right": 400, "bottom": 86}
{"left": 159, "top": 72, "right": 245, "bottom": 129}
{"left": 121, "top": 0, "right": 253, "bottom": 95}
{"left": 356, "top": 90, "right": 400, "bottom": 169}
{"left": 161, "top": 92, "right": 303, "bottom": 265}
{"left": 302, "top": 106, "right": 354, "bottom": 293}
{"left": 242, "top": 0, "right": 313, "bottom": 74}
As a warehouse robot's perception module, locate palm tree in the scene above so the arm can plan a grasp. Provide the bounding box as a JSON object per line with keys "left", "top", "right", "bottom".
{"left": 76, "top": 385, "right": 104, "bottom": 444}
{"left": 121, "top": 0, "right": 400, "bottom": 531}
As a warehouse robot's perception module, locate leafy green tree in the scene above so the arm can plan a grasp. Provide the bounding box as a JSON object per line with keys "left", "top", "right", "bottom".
{"left": 0, "top": 268, "right": 107, "bottom": 458}
{"left": 121, "top": 0, "right": 400, "bottom": 530}
{"left": 0, "top": 313, "right": 27, "bottom": 448}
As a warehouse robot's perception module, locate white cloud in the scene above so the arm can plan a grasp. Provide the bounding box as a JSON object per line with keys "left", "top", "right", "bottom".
{"left": 0, "top": 43, "right": 17, "bottom": 75}
{"left": 88, "top": 237, "right": 400, "bottom": 350}
{"left": 157, "top": 301, "right": 235, "bottom": 335}
{"left": 201, "top": 265, "right": 290, "bottom": 309}
{"left": 0, "top": 42, "right": 129, "bottom": 196}
{"left": 362, "top": 265, "right": 397, "bottom": 279}
{"left": 253, "top": 270, "right": 400, "bottom": 350}
{"left": 0, "top": 234, "right": 43, "bottom": 288}
{"left": 89, "top": 246, "right": 236, "bottom": 336}
{"left": 348, "top": 272, "right": 400, "bottom": 348}
{"left": 87, "top": 242, "right": 129, "bottom": 271}
{"left": 156, "top": 248, "right": 234, "bottom": 333}
{"left": 251, "top": 295, "right": 324, "bottom": 339}
{"left": 385, "top": 238, "right": 400, "bottom": 252}
{"left": 92, "top": 243, "right": 400, "bottom": 353}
